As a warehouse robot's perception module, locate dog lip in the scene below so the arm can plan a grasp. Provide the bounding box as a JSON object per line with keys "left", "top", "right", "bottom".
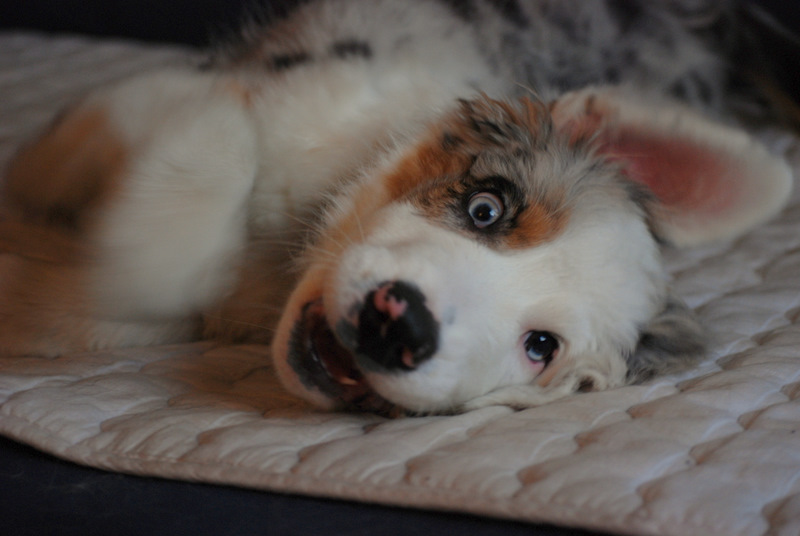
{"left": 288, "top": 298, "right": 397, "bottom": 414}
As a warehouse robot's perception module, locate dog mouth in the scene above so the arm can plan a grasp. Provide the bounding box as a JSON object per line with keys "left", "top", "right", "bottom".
{"left": 288, "top": 299, "right": 398, "bottom": 415}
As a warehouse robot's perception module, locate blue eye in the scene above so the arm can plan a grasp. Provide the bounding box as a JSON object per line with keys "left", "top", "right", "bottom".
{"left": 467, "top": 192, "right": 504, "bottom": 228}
{"left": 524, "top": 331, "right": 558, "bottom": 364}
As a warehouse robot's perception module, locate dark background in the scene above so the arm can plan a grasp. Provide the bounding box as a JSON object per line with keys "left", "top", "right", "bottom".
{"left": 0, "top": 0, "right": 798, "bottom": 49}
{"left": 0, "top": 2, "right": 797, "bottom": 535}
{"left": 0, "top": 0, "right": 266, "bottom": 47}
{"left": 1, "top": 434, "right": 607, "bottom": 536}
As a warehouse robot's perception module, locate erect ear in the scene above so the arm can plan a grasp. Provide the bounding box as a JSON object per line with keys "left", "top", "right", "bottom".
{"left": 550, "top": 87, "right": 793, "bottom": 247}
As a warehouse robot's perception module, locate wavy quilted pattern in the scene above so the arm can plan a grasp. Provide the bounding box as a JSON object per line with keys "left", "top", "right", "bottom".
{"left": 1, "top": 33, "right": 800, "bottom": 536}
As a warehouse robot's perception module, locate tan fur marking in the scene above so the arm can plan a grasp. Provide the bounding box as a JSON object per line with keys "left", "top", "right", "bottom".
{"left": 318, "top": 96, "right": 572, "bottom": 260}
{"left": 2, "top": 107, "right": 128, "bottom": 229}
{"left": 506, "top": 202, "right": 567, "bottom": 249}
{"left": 0, "top": 218, "right": 88, "bottom": 264}
{"left": 413, "top": 98, "right": 568, "bottom": 249}
{"left": 384, "top": 131, "right": 473, "bottom": 203}
{"left": 453, "top": 97, "right": 568, "bottom": 248}
{"left": 317, "top": 127, "right": 474, "bottom": 260}
{"left": 226, "top": 81, "right": 256, "bottom": 108}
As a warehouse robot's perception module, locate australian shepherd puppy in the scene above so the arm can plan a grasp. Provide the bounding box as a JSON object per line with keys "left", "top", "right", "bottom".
{"left": 0, "top": 0, "right": 794, "bottom": 414}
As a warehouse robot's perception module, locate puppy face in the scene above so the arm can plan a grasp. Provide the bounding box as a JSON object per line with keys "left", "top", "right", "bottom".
{"left": 272, "top": 90, "right": 791, "bottom": 414}
{"left": 272, "top": 96, "right": 669, "bottom": 413}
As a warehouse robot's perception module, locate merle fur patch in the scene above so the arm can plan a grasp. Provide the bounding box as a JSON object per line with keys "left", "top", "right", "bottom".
{"left": 439, "top": 0, "right": 478, "bottom": 22}
{"left": 604, "top": 0, "right": 645, "bottom": 33}
{"left": 330, "top": 39, "right": 373, "bottom": 60}
{"left": 270, "top": 52, "right": 312, "bottom": 71}
{"left": 626, "top": 298, "right": 706, "bottom": 383}
{"left": 487, "top": 0, "right": 529, "bottom": 28}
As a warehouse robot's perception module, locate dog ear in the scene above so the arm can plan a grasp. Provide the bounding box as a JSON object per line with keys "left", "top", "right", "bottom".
{"left": 550, "top": 87, "right": 793, "bottom": 247}
{"left": 625, "top": 296, "right": 706, "bottom": 383}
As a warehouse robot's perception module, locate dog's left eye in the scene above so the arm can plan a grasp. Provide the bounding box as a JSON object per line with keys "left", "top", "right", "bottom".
{"left": 524, "top": 331, "right": 558, "bottom": 365}
{"left": 467, "top": 192, "right": 504, "bottom": 228}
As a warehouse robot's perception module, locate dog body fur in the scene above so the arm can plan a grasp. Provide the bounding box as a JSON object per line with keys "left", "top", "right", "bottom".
{"left": 0, "top": 0, "right": 793, "bottom": 413}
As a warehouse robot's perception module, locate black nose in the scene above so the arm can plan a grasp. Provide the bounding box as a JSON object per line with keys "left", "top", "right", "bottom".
{"left": 356, "top": 281, "right": 438, "bottom": 371}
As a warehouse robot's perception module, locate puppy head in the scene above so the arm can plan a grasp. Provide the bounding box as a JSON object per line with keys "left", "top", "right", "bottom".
{"left": 272, "top": 90, "right": 792, "bottom": 414}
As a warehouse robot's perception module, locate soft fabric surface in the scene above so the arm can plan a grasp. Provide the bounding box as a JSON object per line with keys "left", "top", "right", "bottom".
{"left": 2, "top": 33, "right": 800, "bottom": 536}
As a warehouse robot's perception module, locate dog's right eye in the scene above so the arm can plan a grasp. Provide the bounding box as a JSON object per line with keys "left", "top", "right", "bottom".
{"left": 467, "top": 192, "right": 504, "bottom": 228}
{"left": 524, "top": 331, "right": 558, "bottom": 365}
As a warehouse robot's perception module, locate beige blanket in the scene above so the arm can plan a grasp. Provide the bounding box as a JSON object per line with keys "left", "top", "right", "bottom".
{"left": 2, "top": 33, "right": 800, "bottom": 536}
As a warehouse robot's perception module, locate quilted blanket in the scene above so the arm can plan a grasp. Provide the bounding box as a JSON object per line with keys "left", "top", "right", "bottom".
{"left": 2, "top": 33, "right": 800, "bottom": 536}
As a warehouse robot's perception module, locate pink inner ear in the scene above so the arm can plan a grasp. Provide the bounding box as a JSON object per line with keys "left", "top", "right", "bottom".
{"left": 600, "top": 128, "right": 740, "bottom": 217}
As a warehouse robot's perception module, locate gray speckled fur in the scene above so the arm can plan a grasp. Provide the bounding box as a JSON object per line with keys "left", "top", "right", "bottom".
{"left": 220, "top": 0, "right": 735, "bottom": 114}
{"left": 469, "top": 0, "right": 728, "bottom": 109}
{"left": 626, "top": 298, "right": 707, "bottom": 383}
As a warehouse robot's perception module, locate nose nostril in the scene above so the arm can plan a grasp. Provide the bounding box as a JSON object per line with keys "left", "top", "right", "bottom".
{"left": 356, "top": 281, "right": 438, "bottom": 371}
{"left": 372, "top": 284, "right": 408, "bottom": 321}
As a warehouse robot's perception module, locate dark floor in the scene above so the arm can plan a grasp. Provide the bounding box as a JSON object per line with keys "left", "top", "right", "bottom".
{"left": 0, "top": 436, "right": 608, "bottom": 536}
